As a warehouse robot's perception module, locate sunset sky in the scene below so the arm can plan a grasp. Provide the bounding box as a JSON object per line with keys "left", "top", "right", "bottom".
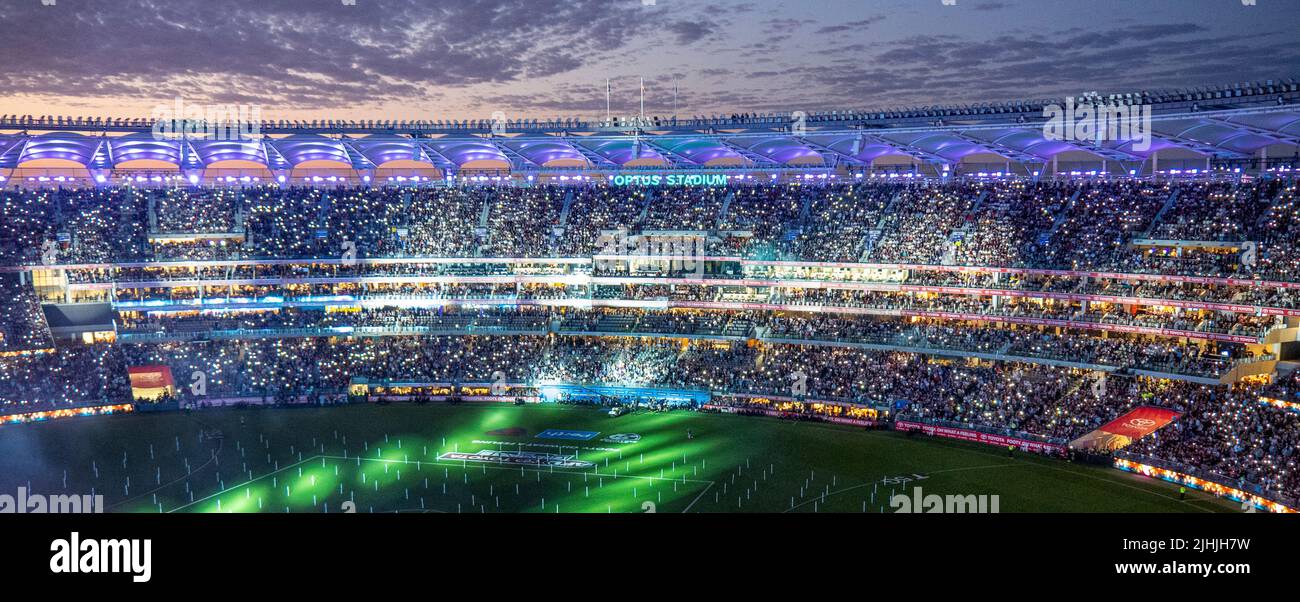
{"left": 1, "top": 0, "right": 1296, "bottom": 122}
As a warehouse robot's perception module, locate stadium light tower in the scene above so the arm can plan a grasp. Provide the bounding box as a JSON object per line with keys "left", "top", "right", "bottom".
{"left": 672, "top": 77, "right": 679, "bottom": 118}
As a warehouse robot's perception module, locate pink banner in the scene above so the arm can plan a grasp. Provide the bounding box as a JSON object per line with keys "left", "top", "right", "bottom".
{"left": 702, "top": 404, "right": 877, "bottom": 427}
{"left": 895, "top": 420, "right": 1067, "bottom": 456}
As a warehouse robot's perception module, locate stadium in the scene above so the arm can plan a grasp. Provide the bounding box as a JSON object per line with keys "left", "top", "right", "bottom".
{"left": 3, "top": 79, "right": 1299, "bottom": 516}
{"left": 2, "top": 1, "right": 1300, "bottom": 529}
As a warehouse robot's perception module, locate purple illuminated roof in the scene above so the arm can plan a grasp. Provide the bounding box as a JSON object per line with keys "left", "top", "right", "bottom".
{"left": 501, "top": 139, "right": 586, "bottom": 166}
{"left": 190, "top": 140, "right": 269, "bottom": 165}
{"left": 1, "top": 107, "right": 1296, "bottom": 172}
{"left": 803, "top": 134, "right": 912, "bottom": 162}
{"left": 350, "top": 137, "right": 425, "bottom": 166}
{"left": 960, "top": 129, "right": 1079, "bottom": 159}
{"left": 19, "top": 134, "right": 101, "bottom": 165}
{"left": 879, "top": 132, "right": 988, "bottom": 161}
{"left": 1152, "top": 119, "right": 1279, "bottom": 155}
{"left": 574, "top": 138, "right": 666, "bottom": 165}
{"left": 270, "top": 135, "right": 349, "bottom": 165}
{"left": 423, "top": 138, "right": 509, "bottom": 165}
{"left": 727, "top": 137, "right": 823, "bottom": 164}
{"left": 654, "top": 138, "right": 742, "bottom": 164}
{"left": 109, "top": 133, "right": 182, "bottom": 165}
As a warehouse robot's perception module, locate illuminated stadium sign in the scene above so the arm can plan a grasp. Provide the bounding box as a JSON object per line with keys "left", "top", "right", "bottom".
{"left": 610, "top": 174, "right": 730, "bottom": 187}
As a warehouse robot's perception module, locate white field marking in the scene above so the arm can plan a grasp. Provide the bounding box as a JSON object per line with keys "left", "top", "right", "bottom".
{"left": 782, "top": 463, "right": 1017, "bottom": 513}
{"left": 682, "top": 480, "right": 715, "bottom": 513}
{"left": 1029, "top": 461, "right": 1217, "bottom": 513}
{"left": 902, "top": 435, "right": 1219, "bottom": 512}
{"left": 168, "top": 447, "right": 718, "bottom": 514}
{"left": 111, "top": 438, "right": 225, "bottom": 511}
{"left": 324, "top": 455, "right": 716, "bottom": 485}
{"left": 470, "top": 439, "right": 620, "bottom": 452}
{"left": 166, "top": 455, "right": 317, "bottom": 513}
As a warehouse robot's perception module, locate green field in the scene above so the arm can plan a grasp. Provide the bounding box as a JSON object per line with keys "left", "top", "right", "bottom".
{"left": 0, "top": 403, "right": 1240, "bottom": 513}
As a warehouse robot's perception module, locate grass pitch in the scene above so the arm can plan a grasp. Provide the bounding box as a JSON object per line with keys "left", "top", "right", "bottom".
{"left": 0, "top": 403, "right": 1240, "bottom": 513}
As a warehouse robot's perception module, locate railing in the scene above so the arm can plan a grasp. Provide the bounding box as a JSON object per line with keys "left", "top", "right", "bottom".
{"left": 117, "top": 323, "right": 549, "bottom": 342}
{"left": 109, "top": 316, "right": 1242, "bottom": 385}
{"left": 19, "top": 254, "right": 1300, "bottom": 293}
{"left": 4, "top": 79, "right": 1293, "bottom": 134}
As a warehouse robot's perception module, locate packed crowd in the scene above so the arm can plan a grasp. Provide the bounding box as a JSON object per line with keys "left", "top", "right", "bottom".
{"left": 3, "top": 177, "right": 1298, "bottom": 503}
{"left": 1125, "top": 380, "right": 1299, "bottom": 499}
{"left": 1, "top": 331, "right": 1295, "bottom": 498}
{"left": 766, "top": 314, "right": 1242, "bottom": 377}
{"left": 105, "top": 305, "right": 1247, "bottom": 379}
{"left": 1262, "top": 369, "right": 1300, "bottom": 403}
{"left": 0, "top": 274, "right": 53, "bottom": 351}
{"left": 3, "top": 179, "right": 1297, "bottom": 282}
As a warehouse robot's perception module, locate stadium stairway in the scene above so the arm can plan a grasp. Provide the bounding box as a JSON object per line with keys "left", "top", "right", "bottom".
{"left": 146, "top": 191, "right": 159, "bottom": 233}
{"left": 478, "top": 193, "right": 493, "bottom": 229}
{"left": 960, "top": 190, "right": 990, "bottom": 224}
{"left": 637, "top": 189, "right": 654, "bottom": 225}
{"left": 558, "top": 188, "right": 575, "bottom": 226}
{"left": 873, "top": 190, "right": 905, "bottom": 231}
{"left": 1045, "top": 185, "right": 1084, "bottom": 238}
{"left": 1140, "top": 189, "right": 1181, "bottom": 239}
{"left": 796, "top": 192, "right": 813, "bottom": 224}
{"left": 715, "top": 190, "right": 736, "bottom": 230}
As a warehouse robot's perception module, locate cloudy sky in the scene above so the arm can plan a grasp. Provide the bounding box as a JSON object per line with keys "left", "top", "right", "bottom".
{"left": 0, "top": 0, "right": 1296, "bottom": 122}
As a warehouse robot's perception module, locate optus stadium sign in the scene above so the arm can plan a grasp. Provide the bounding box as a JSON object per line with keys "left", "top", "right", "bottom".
{"left": 609, "top": 174, "right": 730, "bottom": 187}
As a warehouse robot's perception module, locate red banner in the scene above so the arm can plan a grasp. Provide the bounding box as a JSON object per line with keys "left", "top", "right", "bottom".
{"left": 127, "top": 365, "right": 174, "bottom": 389}
{"left": 127, "top": 365, "right": 176, "bottom": 401}
{"left": 1096, "top": 406, "right": 1181, "bottom": 439}
{"left": 1070, "top": 406, "right": 1181, "bottom": 451}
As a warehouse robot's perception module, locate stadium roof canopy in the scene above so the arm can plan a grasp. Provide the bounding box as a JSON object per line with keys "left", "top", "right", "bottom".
{"left": 2, "top": 106, "right": 1297, "bottom": 173}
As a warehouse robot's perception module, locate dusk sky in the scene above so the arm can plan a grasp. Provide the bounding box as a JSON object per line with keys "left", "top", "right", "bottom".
{"left": 0, "top": 0, "right": 1296, "bottom": 122}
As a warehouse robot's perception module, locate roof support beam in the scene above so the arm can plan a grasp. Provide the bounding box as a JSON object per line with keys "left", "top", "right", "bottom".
{"left": 413, "top": 141, "right": 458, "bottom": 172}
{"left": 181, "top": 139, "right": 204, "bottom": 170}
{"left": 1049, "top": 136, "right": 1148, "bottom": 163}
{"left": 947, "top": 130, "right": 1044, "bottom": 164}
{"left": 1202, "top": 116, "right": 1300, "bottom": 146}
{"left": 861, "top": 134, "right": 952, "bottom": 165}
{"left": 94, "top": 138, "right": 112, "bottom": 169}
{"left": 338, "top": 139, "right": 376, "bottom": 170}
{"left": 1148, "top": 131, "right": 1250, "bottom": 159}
{"left": 494, "top": 140, "right": 543, "bottom": 170}
{"left": 262, "top": 140, "right": 291, "bottom": 170}
{"left": 565, "top": 138, "right": 619, "bottom": 168}
{"left": 794, "top": 136, "right": 867, "bottom": 165}
{"left": 635, "top": 138, "right": 701, "bottom": 168}
{"left": 0, "top": 139, "right": 24, "bottom": 168}
{"left": 717, "top": 138, "right": 780, "bottom": 166}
